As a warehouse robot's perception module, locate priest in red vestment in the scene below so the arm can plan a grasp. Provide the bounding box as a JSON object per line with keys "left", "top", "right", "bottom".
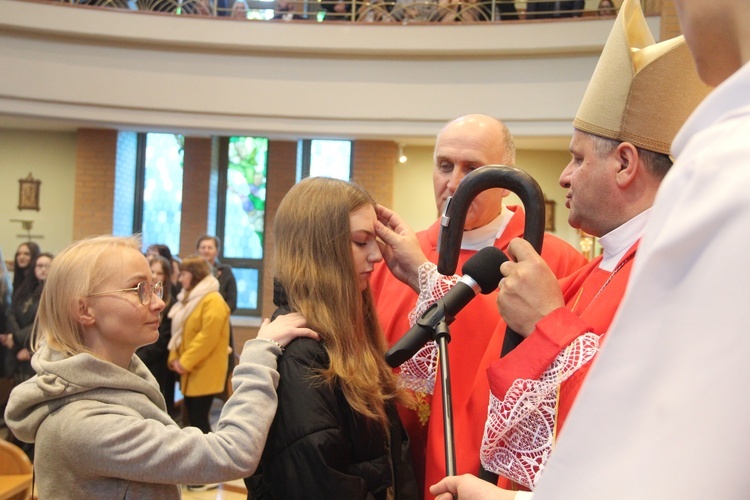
{"left": 370, "top": 114, "right": 587, "bottom": 497}
{"left": 473, "top": 0, "right": 712, "bottom": 492}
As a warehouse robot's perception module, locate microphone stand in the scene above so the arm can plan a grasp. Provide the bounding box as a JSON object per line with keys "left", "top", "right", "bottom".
{"left": 435, "top": 319, "right": 457, "bottom": 477}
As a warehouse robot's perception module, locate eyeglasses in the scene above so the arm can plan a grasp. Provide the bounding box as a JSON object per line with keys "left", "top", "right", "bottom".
{"left": 87, "top": 281, "right": 164, "bottom": 306}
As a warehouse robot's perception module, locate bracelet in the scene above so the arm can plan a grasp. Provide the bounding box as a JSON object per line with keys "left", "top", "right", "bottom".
{"left": 263, "top": 338, "right": 285, "bottom": 353}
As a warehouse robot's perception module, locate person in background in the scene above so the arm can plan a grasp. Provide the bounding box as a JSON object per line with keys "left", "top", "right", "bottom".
{"left": 231, "top": 0, "right": 248, "bottom": 18}
{"left": 196, "top": 235, "right": 237, "bottom": 313}
{"left": 11, "top": 242, "right": 40, "bottom": 298}
{"left": 0, "top": 249, "right": 11, "bottom": 321}
{"left": 597, "top": 0, "right": 615, "bottom": 16}
{"left": 168, "top": 255, "right": 229, "bottom": 440}
{"left": 146, "top": 243, "right": 182, "bottom": 291}
{"left": 320, "top": 0, "right": 351, "bottom": 20}
{"left": 0, "top": 248, "right": 12, "bottom": 418}
{"left": 137, "top": 255, "right": 177, "bottom": 416}
{"left": 370, "top": 113, "right": 587, "bottom": 496}
{"left": 5, "top": 235, "right": 318, "bottom": 499}
{"left": 4, "top": 252, "right": 53, "bottom": 460}
{"left": 5, "top": 253, "right": 54, "bottom": 385}
{"left": 273, "top": 0, "right": 304, "bottom": 21}
{"left": 191, "top": 0, "right": 213, "bottom": 15}
{"left": 246, "top": 177, "right": 418, "bottom": 499}
{"left": 197, "top": 234, "right": 238, "bottom": 401}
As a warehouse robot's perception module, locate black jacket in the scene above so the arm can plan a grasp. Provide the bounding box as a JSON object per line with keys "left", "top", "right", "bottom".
{"left": 245, "top": 337, "right": 419, "bottom": 499}
{"left": 214, "top": 259, "right": 237, "bottom": 312}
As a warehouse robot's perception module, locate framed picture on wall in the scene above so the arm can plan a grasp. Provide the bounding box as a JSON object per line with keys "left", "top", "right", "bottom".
{"left": 544, "top": 196, "right": 556, "bottom": 232}
{"left": 18, "top": 173, "right": 41, "bottom": 211}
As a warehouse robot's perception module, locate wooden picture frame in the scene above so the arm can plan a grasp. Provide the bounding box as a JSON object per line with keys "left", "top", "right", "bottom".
{"left": 544, "top": 197, "right": 556, "bottom": 232}
{"left": 18, "top": 173, "right": 41, "bottom": 211}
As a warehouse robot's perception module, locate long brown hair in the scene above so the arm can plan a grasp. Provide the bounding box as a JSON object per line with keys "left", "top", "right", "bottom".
{"left": 273, "top": 177, "right": 405, "bottom": 430}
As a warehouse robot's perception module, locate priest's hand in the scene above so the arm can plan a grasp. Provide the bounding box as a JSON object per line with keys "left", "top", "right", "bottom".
{"left": 497, "top": 237, "right": 565, "bottom": 337}
{"left": 375, "top": 204, "right": 428, "bottom": 293}
{"left": 430, "top": 474, "right": 517, "bottom": 500}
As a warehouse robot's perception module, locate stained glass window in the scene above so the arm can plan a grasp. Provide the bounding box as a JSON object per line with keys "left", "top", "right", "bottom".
{"left": 218, "top": 136, "right": 268, "bottom": 315}
{"left": 141, "top": 133, "right": 184, "bottom": 254}
{"left": 308, "top": 139, "right": 351, "bottom": 180}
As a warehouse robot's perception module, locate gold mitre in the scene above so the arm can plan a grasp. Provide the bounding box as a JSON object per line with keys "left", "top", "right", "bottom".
{"left": 573, "top": 0, "right": 711, "bottom": 154}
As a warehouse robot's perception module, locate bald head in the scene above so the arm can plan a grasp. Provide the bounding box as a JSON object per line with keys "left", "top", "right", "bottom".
{"left": 433, "top": 114, "right": 516, "bottom": 231}
{"left": 436, "top": 115, "right": 516, "bottom": 166}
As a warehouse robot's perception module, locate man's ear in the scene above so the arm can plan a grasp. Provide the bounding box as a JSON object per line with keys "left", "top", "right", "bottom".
{"left": 75, "top": 298, "right": 96, "bottom": 327}
{"left": 614, "top": 142, "right": 640, "bottom": 188}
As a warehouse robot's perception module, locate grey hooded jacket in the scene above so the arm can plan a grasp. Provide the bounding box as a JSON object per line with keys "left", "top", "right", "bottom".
{"left": 5, "top": 339, "right": 282, "bottom": 499}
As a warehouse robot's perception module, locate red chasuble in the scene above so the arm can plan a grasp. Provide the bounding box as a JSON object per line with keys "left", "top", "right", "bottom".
{"left": 484, "top": 241, "right": 639, "bottom": 490}
{"left": 370, "top": 206, "right": 587, "bottom": 498}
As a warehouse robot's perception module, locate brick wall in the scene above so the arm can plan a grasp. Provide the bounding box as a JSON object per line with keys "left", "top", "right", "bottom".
{"left": 179, "top": 137, "right": 213, "bottom": 257}
{"left": 261, "top": 140, "right": 298, "bottom": 318}
{"left": 73, "top": 129, "right": 118, "bottom": 239}
{"left": 351, "top": 140, "right": 397, "bottom": 209}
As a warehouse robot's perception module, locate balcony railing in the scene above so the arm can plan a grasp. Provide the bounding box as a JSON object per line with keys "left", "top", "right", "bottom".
{"left": 35, "top": 0, "right": 648, "bottom": 23}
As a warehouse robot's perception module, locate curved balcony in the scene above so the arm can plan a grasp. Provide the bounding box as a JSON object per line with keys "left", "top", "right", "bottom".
{"left": 0, "top": 0, "right": 661, "bottom": 145}
{"left": 32, "top": 0, "right": 626, "bottom": 22}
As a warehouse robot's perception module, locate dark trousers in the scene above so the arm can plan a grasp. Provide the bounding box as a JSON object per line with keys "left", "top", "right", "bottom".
{"left": 184, "top": 394, "right": 216, "bottom": 434}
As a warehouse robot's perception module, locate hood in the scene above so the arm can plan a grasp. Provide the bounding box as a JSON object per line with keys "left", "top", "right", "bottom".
{"left": 5, "top": 343, "right": 167, "bottom": 442}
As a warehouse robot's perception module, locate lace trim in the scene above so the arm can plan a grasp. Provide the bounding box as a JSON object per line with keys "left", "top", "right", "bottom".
{"left": 479, "top": 332, "right": 600, "bottom": 489}
{"left": 398, "top": 262, "right": 459, "bottom": 395}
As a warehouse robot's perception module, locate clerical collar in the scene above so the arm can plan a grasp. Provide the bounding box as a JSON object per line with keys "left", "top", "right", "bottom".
{"left": 598, "top": 208, "right": 652, "bottom": 271}
{"left": 461, "top": 205, "right": 512, "bottom": 251}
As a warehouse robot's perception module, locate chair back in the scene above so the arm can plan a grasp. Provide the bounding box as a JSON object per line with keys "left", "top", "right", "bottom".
{"left": 0, "top": 439, "right": 33, "bottom": 500}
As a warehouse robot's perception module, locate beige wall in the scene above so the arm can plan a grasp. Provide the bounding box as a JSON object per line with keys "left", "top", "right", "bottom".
{"left": 392, "top": 145, "right": 440, "bottom": 232}
{"left": 509, "top": 148, "right": 580, "bottom": 248}
{"left": 392, "top": 143, "right": 582, "bottom": 249}
{"left": 0, "top": 130, "right": 77, "bottom": 261}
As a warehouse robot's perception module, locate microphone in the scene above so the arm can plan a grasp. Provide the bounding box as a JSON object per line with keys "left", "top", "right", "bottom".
{"left": 385, "top": 246, "right": 508, "bottom": 368}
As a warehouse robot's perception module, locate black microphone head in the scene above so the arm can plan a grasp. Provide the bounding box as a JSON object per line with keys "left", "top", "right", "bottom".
{"left": 461, "top": 247, "right": 509, "bottom": 294}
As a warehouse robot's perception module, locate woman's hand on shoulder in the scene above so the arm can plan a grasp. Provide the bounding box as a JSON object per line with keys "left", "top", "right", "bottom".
{"left": 257, "top": 312, "right": 319, "bottom": 348}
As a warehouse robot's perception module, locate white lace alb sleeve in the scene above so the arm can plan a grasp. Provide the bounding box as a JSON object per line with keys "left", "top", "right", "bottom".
{"left": 398, "top": 262, "right": 459, "bottom": 395}
{"left": 479, "top": 332, "right": 600, "bottom": 489}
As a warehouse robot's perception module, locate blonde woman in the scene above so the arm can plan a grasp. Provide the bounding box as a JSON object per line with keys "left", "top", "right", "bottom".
{"left": 246, "top": 177, "right": 418, "bottom": 499}
{"left": 5, "top": 235, "right": 317, "bottom": 499}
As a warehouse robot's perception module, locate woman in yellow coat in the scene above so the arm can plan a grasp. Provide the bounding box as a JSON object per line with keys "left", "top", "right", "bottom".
{"left": 168, "top": 255, "right": 230, "bottom": 434}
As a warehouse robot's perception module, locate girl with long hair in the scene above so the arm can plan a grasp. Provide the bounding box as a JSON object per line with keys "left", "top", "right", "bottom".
{"left": 6, "top": 252, "right": 54, "bottom": 383}
{"left": 11, "top": 242, "right": 40, "bottom": 298}
{"left": 246, "top": 177, "right": 418, "bottom": 499}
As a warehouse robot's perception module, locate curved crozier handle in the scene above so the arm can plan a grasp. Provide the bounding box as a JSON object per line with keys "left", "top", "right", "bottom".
{"left": 436, "top": 165, "right": 546, "bottom": 357}
{"left": 437, "top": 165, "right": 545, "bottom": 274}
